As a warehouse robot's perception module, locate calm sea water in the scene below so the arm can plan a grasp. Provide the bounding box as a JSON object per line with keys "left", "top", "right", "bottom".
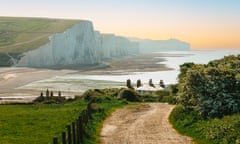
{"left": 59, "top": 49, "right": 240, "bottom": 85}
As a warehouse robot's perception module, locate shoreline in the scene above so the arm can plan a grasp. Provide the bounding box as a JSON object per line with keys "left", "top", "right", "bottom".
{"left": 0, "top": 52, "right": 178, "bottom": 103}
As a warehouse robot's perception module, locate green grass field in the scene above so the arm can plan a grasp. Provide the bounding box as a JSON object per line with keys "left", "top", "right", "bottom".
{"left": 0, "top": 100, "right": 87, "bottom": 144}
{"left": 0, "top": 88, "right": 129, "bottom": 144}
{"left": 0, "top": 17, "right": 80, "bottom": 53}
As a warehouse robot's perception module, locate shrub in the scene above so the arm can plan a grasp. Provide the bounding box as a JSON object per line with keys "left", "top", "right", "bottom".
{"left": 177, "top": 55, "right": 240, "bottom": 118}
{"left": 141, "top": 94, "right": 159, "bottom": 102}
{"left": 118, "top": 89, "right": 141, "bottom": 102}
{"left": 155, "top": 90, "right": 170, "bottom": 97}
{"left": 170, "top": 105, "right": 201, "bottom": 127}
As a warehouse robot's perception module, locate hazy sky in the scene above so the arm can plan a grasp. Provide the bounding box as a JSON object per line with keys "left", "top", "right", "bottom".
{"left": 1, "top": 0, "right": 240, "bottom": 49}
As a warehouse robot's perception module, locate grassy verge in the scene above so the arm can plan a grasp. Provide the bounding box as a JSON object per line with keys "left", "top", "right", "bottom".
{"left": 169, "top": 105, "right": 240, "bottom": 144}
{"left": 83, "top": 97, "right": 128, "bottom": 144}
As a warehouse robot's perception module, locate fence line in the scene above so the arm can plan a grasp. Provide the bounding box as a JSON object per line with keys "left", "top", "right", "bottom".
{"left": 52, "top": 102, "right": 102, "bottom": 144}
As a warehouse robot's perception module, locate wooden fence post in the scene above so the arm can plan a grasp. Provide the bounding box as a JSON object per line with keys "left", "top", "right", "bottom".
{"left": 72, "top": 122, "right": 76, "bottom": 144}
{"left": 51, "top": 106, "right": 95, "bottom": 144}
{"left": 53, "top": 137, "right": 58, "bottom": 144}
{"left": 81, "top": 110, "right": 86, "bottom": 125}
{"left": 76, "top": 118, "right": 80, "bottom": 144}
{"left": 79, "top": 115, "right": 83, "bottom": 144}
{"left": 67, "top": 125, "right": 72, "bottom": 144}
{"left": 62, "top": 132, "right": 67, "bottom": 144}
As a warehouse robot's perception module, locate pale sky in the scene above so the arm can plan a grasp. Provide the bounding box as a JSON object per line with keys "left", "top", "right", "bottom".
{"left": 1, "top": 0, "right": 240, "bottom": 49}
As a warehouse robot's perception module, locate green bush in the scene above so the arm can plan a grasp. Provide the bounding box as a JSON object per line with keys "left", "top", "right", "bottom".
{"left": 83, "top": 88, "right": 121, "bottom": 102}
{"left": 118, "top": 89, "right": 141, "bottom": 102}
{"left": 177, "top": 55, "right": 240, "bottom": 118}
{"left": 141, "top": 94, "right": 159, "bottom": 102}
{"left": 170, "top": 105, "right": 201, "bottom": 126}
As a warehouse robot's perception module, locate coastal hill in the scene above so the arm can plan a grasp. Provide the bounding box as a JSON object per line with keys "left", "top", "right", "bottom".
{"left": 0, "top": 17, "right": 190, "bottom": 67}
{"left": 0, "top": 17, "right": 80, "bottom": 66}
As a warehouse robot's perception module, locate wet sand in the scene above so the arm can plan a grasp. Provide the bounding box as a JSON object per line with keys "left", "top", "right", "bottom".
{"left": 75, "top": 53, "right": 174, "bottom": 75}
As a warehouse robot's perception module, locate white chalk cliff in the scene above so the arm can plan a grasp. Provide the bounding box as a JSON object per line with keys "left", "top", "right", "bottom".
{"left": 17, "top": 21, "right": 190, "bottom": 68}
{"left": 17, "top": 21, "right": 139, "bottom": 67}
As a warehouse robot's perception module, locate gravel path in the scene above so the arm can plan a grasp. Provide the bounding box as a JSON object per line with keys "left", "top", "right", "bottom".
{"left": 100, "top": 103, "right": 193, "bottom": 144}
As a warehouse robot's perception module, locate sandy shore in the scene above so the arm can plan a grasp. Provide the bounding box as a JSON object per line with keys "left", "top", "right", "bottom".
{"left": 75, "top": 53, "right": 174, "bottom": 75}
{"left": 0, "top": 53, "right": 177, "bottom": 103}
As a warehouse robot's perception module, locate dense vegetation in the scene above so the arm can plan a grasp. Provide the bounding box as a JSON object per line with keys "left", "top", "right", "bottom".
{"left": 0, "top": 17, "right": 80, "bottom": 66}
{"left": 170, "top": 55, "right": 240, "bottom": 144}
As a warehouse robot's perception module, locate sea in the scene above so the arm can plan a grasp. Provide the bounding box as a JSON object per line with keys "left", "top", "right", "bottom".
{"left": 59, "top": 49, "right": 240, "bottom": 85}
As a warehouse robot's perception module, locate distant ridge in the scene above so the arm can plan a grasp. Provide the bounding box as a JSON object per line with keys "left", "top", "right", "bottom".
{"left": 129, "top": 37, "right": 190, "bottom": 53}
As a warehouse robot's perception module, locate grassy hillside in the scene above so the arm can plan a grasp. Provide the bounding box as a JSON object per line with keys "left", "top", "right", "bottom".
{"left": 0, "top": 17, "right": 80, "bottom": 66}
{"left": 0, "top": 17, "right": 80, "bottom": 53}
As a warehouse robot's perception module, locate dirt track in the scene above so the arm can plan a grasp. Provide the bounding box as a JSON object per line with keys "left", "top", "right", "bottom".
{"left": 100, "top": 103, "right": 192, "bottom": 144}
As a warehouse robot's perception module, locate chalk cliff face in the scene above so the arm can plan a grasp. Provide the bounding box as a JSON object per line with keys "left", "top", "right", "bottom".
{"left": 17, "top": 21, "right": 139, "bottom": 67}
{"left": 131, "top": 38, "right": 190, "bottom": 53}
{"left": 101, "top": 34, "right": 139, "bottom": 59}
{"left": 17, "top": 20, "right": 189, "bottom": 68}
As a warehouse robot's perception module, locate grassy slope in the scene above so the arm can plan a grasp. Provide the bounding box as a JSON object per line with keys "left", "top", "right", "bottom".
{"left": 0, "top": 100, "right": 87, "bottom": 144}
{"left": 0, "top": 17, "right": 80, "bottom": 53}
